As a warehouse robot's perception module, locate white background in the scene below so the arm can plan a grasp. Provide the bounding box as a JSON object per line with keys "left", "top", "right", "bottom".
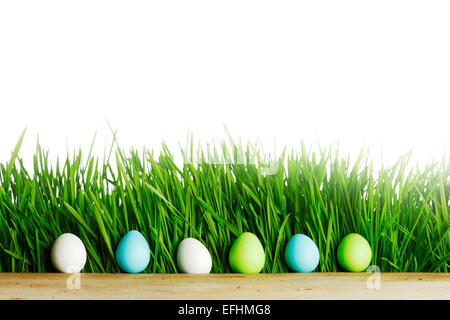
{"left": 0, "top": 1, "right": 449, "bottom": 170}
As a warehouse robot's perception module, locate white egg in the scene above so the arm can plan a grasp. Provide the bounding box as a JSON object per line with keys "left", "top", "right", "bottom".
{"left": 51, "top": 233, "right": 87, "bottom": 273}
{"left": 177, "top": 238, "right": 212, "bottom": 274}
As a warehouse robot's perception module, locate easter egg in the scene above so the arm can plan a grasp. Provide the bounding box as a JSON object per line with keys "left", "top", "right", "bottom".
{"left": 229, "top": 232, "right": 265, "bottom": 273}
{"left": 51, "top": 233, "right": 87, "bottom": 273}
{"left": 115, "top": 230, "right": 151, "bottom": 273}
{"left": 177, "top": 238, "right": 212, "bottom": 274}
{"left": 285, "top": 234, "right": 320, "bottom": 272}
{"left": 337, "top": 233, "right": 372, "bottom": 272}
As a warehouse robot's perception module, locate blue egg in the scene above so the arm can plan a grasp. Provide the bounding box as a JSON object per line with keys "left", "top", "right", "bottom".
{"left": 115, "top": 230, "right": 151, "bottom": 273}
{"left": 285, "top": 234, "right": 320, "bottom": 272}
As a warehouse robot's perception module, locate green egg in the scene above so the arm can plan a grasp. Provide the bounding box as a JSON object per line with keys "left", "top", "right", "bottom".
{"left": 337, "top": 233, "right": 372, "bottom": 272}
{"left": 229, "top": 232, "right": 265, "bottom": 273}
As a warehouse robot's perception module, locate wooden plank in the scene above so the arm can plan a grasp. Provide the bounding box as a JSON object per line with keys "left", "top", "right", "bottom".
{"left": 0, "top": 273, "right": 449, "bottom": 300}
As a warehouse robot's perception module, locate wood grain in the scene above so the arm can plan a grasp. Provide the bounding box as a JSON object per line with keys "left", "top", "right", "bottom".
{"left": 0, "top": 273, "right": 449, "bottom": 300}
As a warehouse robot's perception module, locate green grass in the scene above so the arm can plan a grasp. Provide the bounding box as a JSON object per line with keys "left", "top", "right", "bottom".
{"left": 0, "top": 130, "right": 448, "bottom": 273}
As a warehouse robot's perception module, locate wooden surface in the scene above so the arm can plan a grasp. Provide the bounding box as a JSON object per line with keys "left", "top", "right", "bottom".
{"left": 0, "top": 273, "right": 449, "bottom": 300}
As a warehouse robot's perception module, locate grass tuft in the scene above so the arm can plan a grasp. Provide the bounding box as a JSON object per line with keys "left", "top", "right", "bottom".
{"left": 0, "top": 134, "right": 448, "bottom": 273}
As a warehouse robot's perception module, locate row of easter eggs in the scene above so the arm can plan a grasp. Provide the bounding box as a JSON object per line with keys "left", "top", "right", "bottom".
{"left": 51, "top": 231, "right": 372, "bottom": 274}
